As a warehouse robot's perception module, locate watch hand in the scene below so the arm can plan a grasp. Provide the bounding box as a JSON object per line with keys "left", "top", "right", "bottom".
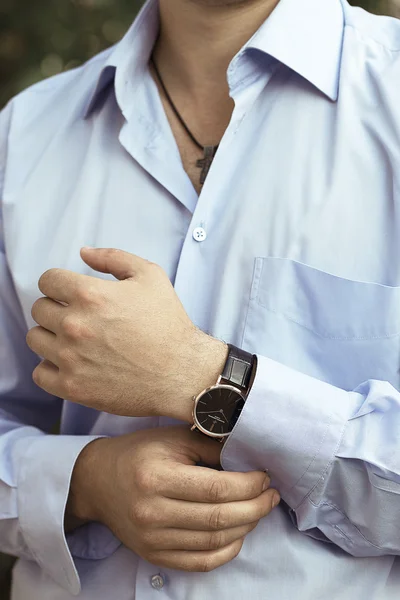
{"left": 219, "top": 410, "right": 229, "bottom": 424}
{"left": 197, "top": 410, "right": 224, "bottom": 414}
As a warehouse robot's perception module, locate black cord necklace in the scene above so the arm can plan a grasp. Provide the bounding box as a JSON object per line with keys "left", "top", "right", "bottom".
{"left": 151, "top": 57, "right": 219, "bottom": 186}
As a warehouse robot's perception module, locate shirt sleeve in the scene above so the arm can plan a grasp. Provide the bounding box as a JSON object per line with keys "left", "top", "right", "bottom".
{"left": 0, "top": 102, "right": 119, "bottom": 596}
{"left": 221, "top": 353, "right": 400, "bottom": 557}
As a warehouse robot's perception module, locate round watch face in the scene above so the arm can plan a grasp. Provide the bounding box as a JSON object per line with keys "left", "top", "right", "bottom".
{"left": 194, "top": 385, "right": 245, "bottom": 437}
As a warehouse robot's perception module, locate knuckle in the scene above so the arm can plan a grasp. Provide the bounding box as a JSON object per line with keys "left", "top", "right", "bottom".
{"left": 208, "top": 530, "right": 225, "bottom": 551}
{"left": 233, "top": 538, "right": 244, "bottom": 559}
{"left": 77, "top": 284, "right": 102, "bottom": 306}
{"left": 257, "top": 499, "right": 269, "bottom": 519}
{"left": 131, "top": 500, "right": 154, "bottom": 526}
{"left": 249, "top": 475, "right": 264, "bottom": 498}
{"left": 201, "top": 541, "right": 243, "bottom": 573}
{"left": 145, "top": 260, "right": 164, "bottom": 277}
{"left": 105, "top": 248, "right": 120, "bottom": 258}
{"left": 264, "top": 491, "right": 278, "bottom": 512}
{"left": 30, "top": 299, "right": 40, "bottom": 322}
{"left": 61, "top": 375, "right": 79, "bottom": 400}
{"left": 61, "top": 315, "right": 83, "bottom": 339}
{"left": 207, "top": 477, "right": 229, "bottom": 503}
{"left": 146, "top": 259, "right": 160, "bottom": 270}
{"left": 32, "top": 366, "right": 42, "bottom": 386}
{"left": 208, "top": 505, "right": 228, "bottom": 531}
{"left": 136, "top": 468, "right": 157, "bottom": 494}
{"left": 25, "top": 328, "right": 36, "bottom": 349}
{"left": 200, "top": 555, "right": 216, "bottom": 573}
{"left": 110, "top": 248, "right": 125, "bottom": 262}
{"left": 38, "top": 269, "right": 56, "bottom": 290}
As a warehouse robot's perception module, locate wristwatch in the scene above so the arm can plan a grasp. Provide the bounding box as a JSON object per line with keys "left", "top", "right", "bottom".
{"left": 191, "top": 344, "right": 257, "bottom": 441}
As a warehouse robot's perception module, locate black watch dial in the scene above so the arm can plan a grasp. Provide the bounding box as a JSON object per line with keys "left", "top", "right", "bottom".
{"left": 194, "top": 386, "right": 245, "bottom": 436}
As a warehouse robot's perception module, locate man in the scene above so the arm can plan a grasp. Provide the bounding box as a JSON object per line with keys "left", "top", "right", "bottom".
{"left": 1, "top": 0, "right": 400, "bottom": 597}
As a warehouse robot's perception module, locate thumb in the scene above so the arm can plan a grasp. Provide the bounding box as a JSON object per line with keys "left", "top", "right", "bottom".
{"left": 80, "top": 247, "right": 147, "bottom": 281}
{"left": 188, "top": 432, "right": 224, "bottom": 468}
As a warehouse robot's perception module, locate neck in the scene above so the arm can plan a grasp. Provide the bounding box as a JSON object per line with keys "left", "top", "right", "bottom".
{"left": 154, "top": 0, "right": 280, "bottom": 96}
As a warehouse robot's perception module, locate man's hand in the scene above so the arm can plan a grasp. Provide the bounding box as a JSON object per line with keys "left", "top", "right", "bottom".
{"left": 27, "top": 247, "right": 228, "bottom": 421}
{"left": 67, "top": 427, "right": 280, "bottom": 572}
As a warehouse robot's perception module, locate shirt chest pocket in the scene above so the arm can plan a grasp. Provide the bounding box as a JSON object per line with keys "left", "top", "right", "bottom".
{"left": 242, "top": 257, "right": 400, "bottom": 391}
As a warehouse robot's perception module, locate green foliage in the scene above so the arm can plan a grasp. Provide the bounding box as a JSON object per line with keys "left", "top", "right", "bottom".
{"left": 348, "top": 0, "right": 378, "bottom": 9}
{"left": 0, "top": 0, "right": 395, "bottom": 107}
{"left": 0, "top": 0, "right": 143, "bottom": 107}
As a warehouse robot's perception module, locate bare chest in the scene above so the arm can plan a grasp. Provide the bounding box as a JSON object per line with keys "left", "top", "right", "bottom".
{"left": 169, "top": 124, "right": 207, "bottom": 195}
{"left": 151, "top": 67, "right": 233, "bottom": 195}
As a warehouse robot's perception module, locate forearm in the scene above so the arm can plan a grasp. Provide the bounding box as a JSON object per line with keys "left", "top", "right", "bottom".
{"left": 64, "top": 333, "right": 228, "bottom": 535}
{"left": 163, "top": 334, "right": 229, "bottom": 423}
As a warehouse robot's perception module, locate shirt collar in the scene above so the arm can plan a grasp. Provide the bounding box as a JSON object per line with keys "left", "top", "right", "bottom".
{"left": 83, "top": 0, "right": 345, "bottom": 119}
{"left": 246, "top": 0, "right": 345, "bottom": 101}
{"left": 82, "top": 0, "right": 159, "bottom": 119}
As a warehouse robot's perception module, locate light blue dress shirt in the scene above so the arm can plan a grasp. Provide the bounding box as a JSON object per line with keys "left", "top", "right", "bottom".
{"left": 1, "top": 0, "right": 400, "bottom": 598}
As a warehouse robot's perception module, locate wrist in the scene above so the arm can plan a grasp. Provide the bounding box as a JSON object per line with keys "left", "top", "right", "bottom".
{"left": 66, "top": 438, "right": 110, "bottom": 526}
{"left": 167, "top": 332, "right": 229, "bottom": 423}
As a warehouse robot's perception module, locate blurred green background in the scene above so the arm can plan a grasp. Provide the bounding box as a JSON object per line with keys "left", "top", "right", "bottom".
{"left": 0, "top": 0, "right": 399, "bottom": 109}
{"left": 0, "top": 0, "right": 142, "bottom": 108}
{"left": 0, "top": 0, "right": 399, "bottom": 597}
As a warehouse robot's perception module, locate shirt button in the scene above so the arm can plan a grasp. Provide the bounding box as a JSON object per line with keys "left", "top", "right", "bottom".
{"left": 151, "top": 574, "right": 165, "bottom": 590}
{"left": 193, "top": 227, "right": 207, "bottom": 242}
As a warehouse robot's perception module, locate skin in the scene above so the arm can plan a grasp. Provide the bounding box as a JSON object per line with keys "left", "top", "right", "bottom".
{"left": 154, "top": 0, "right": 280, "bottom": 193}
{"left": 27, "top": 0, "right": 282, "bottom": 573}
{"left": 28, "top": 248, "right": 228, "bottom": 424}
{"left": 68, "top": 427, "right": 279, "bottom": 572}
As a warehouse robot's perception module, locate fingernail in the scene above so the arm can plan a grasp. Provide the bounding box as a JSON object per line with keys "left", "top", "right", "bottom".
{"left": 81, "top": 246, "right": 94, "bottom": 250}
{"left": 272, "top": 493, "right": 281, "bottom": 508}
{"left": 262, "top": 475, "right": 270, "bottom": 491}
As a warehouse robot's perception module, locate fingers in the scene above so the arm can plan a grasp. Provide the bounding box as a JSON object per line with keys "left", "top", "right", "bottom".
{"left": 160, "top": 465, "right": 270, "bottom": 503}
{"left": 39, "top": 269, "right": 97, "bottom": 304}
{"left": 80, "top": 247, "right": 149, "bottom": 281}
{"left": 31, "top": 297, "right": 65, "bottom": 333}
{"left": 26, "top": 327, "right": 59, "bottom": 366}
{"left": 32, "top": 359, "right": 59, "bottom": 394}
{"left": 181, "top": 429, "right": 227, "bottom": 467}
{"left": 144, "top": 489, "right": 279, "bottom": 531}
{"left": 146, "top": 538, "right": 244, "bottom": 573}
{"left": 141, "top": 522, "right": 258, "bottom": 552}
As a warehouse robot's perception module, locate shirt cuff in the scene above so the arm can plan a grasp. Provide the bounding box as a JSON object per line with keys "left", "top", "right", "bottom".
{"left": 66, "top": 522, "right": 121, "bottom": 560}
{"left": 14, "top": 434, "right": 105, "bottom": 596}
{"left": 221, "top": 354, "right": 361, "bottom": 508}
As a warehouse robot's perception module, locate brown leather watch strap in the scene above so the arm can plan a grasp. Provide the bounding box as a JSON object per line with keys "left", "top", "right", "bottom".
{"left": 220, "top": 344, "right": 256, "bottom": 396}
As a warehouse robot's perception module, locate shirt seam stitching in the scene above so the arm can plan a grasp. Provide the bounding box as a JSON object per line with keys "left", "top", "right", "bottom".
{"left": 294, "top": 419, "right": 348, "bottom": 509}
{"left": 288, "top": 417, "right": 332, "bottom": 503}
{"left": 253, "top": 302, "right": 400, "bottom": 341}
{"left": 319, "top": 501, "right": 383, "bottom": 551}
